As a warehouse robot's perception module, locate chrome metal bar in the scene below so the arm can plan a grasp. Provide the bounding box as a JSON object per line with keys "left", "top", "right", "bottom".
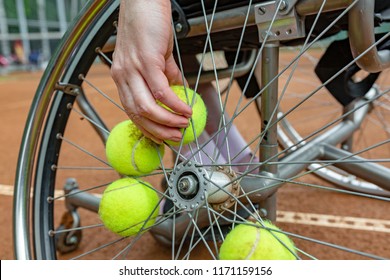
{"left": 322, "top": 145, "right": 390, "bottom": 190}
{"left": 260, "top": 43, "right": 279, "bottom": 174}
{"left": 242, "top": 93, "right": 372, "bottom": 201}
{"left": 278, "top": 99, "right": 370, "bottom": 180}
{"left": 258, "top": 43, "right": 280, "bottom": 221}
{"left": 186, "top": 4, "right": 257, "bottom": 38}
{"left": 151, "top": 208, "right": 210, "bottom": 245}
{"left": 65, "top": 189, "right": 100, "bottom": 213}
{"left": 295, "top": 0, "right": 353, "bottom": 16}
{"left": 239, "top": 123, "right": 350, "bottom": 203}
{"left": 349, "top": 0, "right": 390, "bottom": 72}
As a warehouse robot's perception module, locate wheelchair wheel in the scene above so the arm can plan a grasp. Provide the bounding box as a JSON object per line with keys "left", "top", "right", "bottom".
{"left": 14, "top": 0, "right": 390, "bottom": 260}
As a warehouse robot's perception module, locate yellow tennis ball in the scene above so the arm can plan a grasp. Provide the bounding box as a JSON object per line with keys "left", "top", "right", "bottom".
{"left": 98, "top": 177, "right": 159, "bottom": 237}
{"left": 219, "top": 221, "right": 297, "bottom": 260}
{"left": 105, "top": 120, "right": 165, "bottom": 176}
{"left": 164, "top": 85, "right": 207, "bottom": 146}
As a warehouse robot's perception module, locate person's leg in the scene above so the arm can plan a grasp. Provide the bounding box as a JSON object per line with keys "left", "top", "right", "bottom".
{"left": 181, "top": 54, "right": 258, "bottom": 171}
{"left": 180, "top": 130, "right": 226, "bottom": 165}
{"left": 197, "top": 82, "right": 258, "bottom": 172}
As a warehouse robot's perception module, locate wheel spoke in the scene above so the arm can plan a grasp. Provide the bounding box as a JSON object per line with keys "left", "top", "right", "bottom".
{"left": 57, "top": 133, "right": 110, "bottom": 166}
{"left": 79, "top": 74, "right": 124, "bottom": 112}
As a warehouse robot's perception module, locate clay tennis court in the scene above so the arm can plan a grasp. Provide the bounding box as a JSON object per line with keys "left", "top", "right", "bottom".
{"left": 1, "top": 51, "right": 389, "bottom": 259}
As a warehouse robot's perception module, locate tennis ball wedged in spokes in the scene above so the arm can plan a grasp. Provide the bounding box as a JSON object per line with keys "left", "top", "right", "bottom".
{"left": 219, "top": 221, "right": 297, "bottom": 260}
{"left": 98, "top": 177, "right": 160, "bottom": 237}
{"left": 164, "top": 85, "right": 207, "bottom": 146}
{"left": 105, "top": 120, "right": 165, "bottom": 176}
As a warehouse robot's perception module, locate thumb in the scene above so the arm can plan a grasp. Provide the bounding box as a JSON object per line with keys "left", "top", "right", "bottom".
{"left": 165, "top": 54, "right": 188, "bottom": 86}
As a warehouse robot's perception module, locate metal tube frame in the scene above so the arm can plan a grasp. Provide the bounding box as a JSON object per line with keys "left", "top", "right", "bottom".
{"left": 321, "top": 145, "right": 390, "bottom": 189}
{"left": 348, "top": 0, "right": 390, "bottom": 72}
{"left": 258, "top": 43, "right": 280, "bottom": 221}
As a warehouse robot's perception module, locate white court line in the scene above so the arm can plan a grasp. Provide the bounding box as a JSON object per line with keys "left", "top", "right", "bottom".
{"left": 277, "top": 211, "right": 390, "bottom": 234}
{"left": 0, "top": 184, "right": 14, "bottom": 196}
{"left": 2, "top": 183, "right": 390, "bottom": 233}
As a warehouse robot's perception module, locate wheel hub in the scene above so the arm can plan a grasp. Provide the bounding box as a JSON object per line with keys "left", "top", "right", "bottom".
{"left": 168, "top": 161, "right": 240, "bottom": 211}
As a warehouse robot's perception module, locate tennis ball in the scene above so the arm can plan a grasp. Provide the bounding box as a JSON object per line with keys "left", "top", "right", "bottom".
{"left": 219, "top": 221, "right": 296, "bottom": 260}
{"left": 164, "top": 85, "right": 207, "bottom": 146}
{"left": 98, "top": 177, "right": 159, "bottom": 237}
{"left": 105, "top": 120, "right": 165, "bottom": 176}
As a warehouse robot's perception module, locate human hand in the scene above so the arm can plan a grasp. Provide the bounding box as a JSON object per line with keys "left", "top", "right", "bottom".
{"left": 111, "top": 0, "right": 192, "bottom": 144}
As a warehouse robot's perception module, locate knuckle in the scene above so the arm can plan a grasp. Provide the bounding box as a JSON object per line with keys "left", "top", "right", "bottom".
{"left": 172, "top": 68, "right": 182, "bottom": 82}
{"left": 110, "top": 63, "right": 125, "bottom": 82}
{"left": 135, "top": 103, "right": 151, "bottom": 117}
{"left": 129, "top": 113, "right": 142, "bottom": 123}
{"left": 152, "top": 89, "right": 165, "bottom": 101}
{"left": 125, "top": 108, "right": 142, "bottom": 123}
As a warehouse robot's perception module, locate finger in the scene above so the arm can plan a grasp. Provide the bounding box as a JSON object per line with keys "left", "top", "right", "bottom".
{"left": 141, "top": 64, "right": 192, "bottom": 119}
{"left": 114, "top": 64, "right": 190, "bottom": 128}
{"left": 165, "top": 54, "right": 187, "bottom": 86}
{"left": 120, "top": 90, "right": 185, "bottom": 143}
{"left": 120, "top": 94, "right": 184, "bottom": 144}
{"left": 135, "top": 116, "right": 184, "bottom": 144}
{"left": 137, "top": 125, "right": 163, "bottom": 145}
{"left": 117, "top": 74, "right": 188, "bottom": 141}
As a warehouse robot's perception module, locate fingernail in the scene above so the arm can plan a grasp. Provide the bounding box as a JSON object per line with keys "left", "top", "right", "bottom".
{"left": 178, "top": 119, "right": 189, "bottom": 128}
{"left": 171, "top": 134, "right": 183, "bottom": 142}
{"left": 184, "top": 107, "right": 193, "bottom": 118}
